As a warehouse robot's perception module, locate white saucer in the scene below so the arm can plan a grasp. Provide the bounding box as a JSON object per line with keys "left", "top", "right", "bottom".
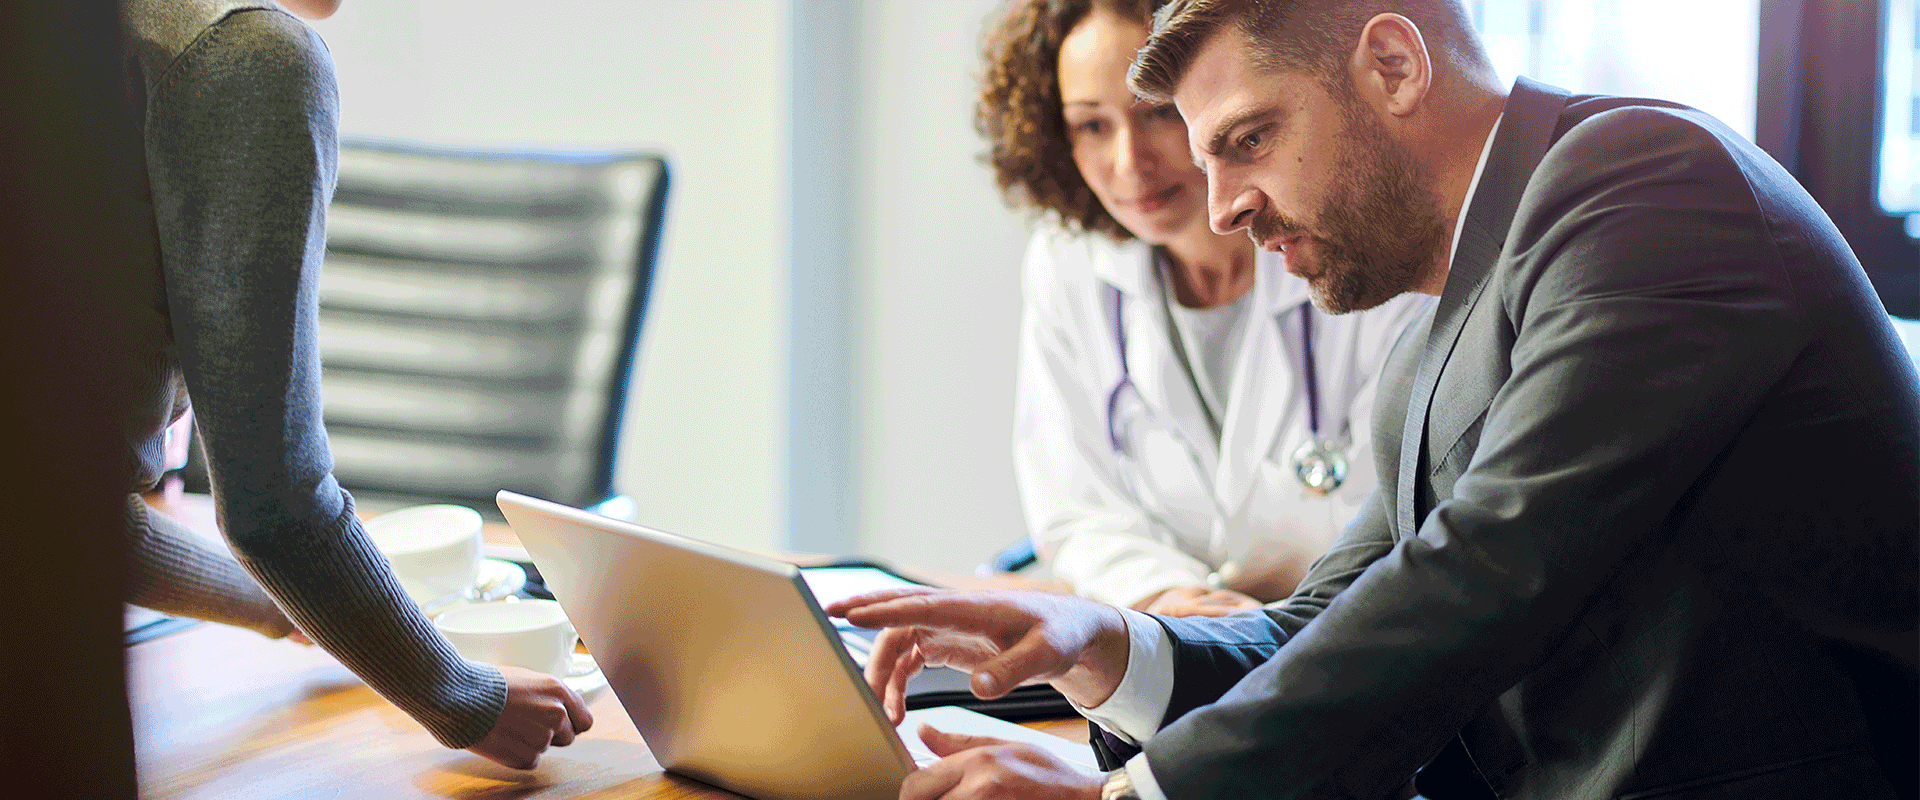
{"left": 564, "top": 653, "right": 608, "bottom": 702}
{"left": 469, "top": 558, "right": 528, "bottom": 603}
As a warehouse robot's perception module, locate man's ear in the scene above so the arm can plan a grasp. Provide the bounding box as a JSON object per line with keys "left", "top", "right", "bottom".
{"left": 1348, "top": 13, "right": 1430, "bottom": 118}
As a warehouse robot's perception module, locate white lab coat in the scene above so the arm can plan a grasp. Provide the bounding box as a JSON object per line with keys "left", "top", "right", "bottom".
{"left": 1012, "top": 227, "right": 1432, "bottom": 606}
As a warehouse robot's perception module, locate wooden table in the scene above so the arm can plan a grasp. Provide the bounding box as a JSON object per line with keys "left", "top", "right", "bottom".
{"left": 130, "top": 493, "right": 1085, "bottom": 800}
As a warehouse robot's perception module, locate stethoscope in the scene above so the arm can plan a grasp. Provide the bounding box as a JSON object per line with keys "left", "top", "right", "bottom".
{"left": 1103, "top": 286, "right": 1348, "bottom": 494}
{"left": 1288, "top": 302, "right": 1349, "bottom": 494}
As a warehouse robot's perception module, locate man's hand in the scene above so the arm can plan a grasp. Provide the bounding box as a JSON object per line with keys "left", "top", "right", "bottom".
{"left": 825, "top": 588, "right": 1130, "bottom": 724}
{"left": 900, "top": 727, "right": 1103, "bottom": 800}
{"left": 1135, "top": 585, "right": 1261, "bottom": 617}
{"left": 465, "top": 666, "right": 594, "bottom": 769}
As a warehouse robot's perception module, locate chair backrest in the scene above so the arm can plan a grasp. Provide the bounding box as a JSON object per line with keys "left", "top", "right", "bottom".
{"left": 313, "top": 140, "right": 669, "bottom": 511}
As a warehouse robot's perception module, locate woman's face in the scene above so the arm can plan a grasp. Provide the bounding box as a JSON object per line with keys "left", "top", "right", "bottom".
{"left": 1056, "top": 9, "right": 1209, "bottom": 245}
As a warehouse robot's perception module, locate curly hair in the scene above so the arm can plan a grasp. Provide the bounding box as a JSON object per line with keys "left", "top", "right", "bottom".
{"left": 977, "top": 0, "right": 1164, "bottom": 242}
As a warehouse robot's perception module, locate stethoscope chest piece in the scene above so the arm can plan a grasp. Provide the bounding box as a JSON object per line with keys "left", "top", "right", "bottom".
{"left": 1290, "top": 302, "right": 1347, "bottom": 495}
{"left": 1291, "top": 437, "right": 1348, "bottom": 495}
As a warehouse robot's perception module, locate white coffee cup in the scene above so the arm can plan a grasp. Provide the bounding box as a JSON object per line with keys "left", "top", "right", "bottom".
{"left": 433, "top": 599, "right": 585, "bottom": 679}
{"left": 365, "top": 504, "right": 484, "bottom": 609}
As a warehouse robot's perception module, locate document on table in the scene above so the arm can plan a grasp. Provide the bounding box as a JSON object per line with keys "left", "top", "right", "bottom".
{"left": 897, "top": 705, "right": 1099, "bottom": 772}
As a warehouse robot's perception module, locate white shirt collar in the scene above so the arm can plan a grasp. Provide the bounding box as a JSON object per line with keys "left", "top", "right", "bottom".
{"left": 1447, "top": 113, "right": 1505, "bottom": 269}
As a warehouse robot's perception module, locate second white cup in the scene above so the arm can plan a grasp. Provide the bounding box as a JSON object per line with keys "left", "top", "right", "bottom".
{"left": 433, "top": 599, "right": 583, "bottom": 679}
{"left": 365, "top": 504, "right": 484, "bottom": 609}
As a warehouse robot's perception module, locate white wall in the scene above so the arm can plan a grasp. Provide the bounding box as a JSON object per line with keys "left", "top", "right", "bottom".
{"left": 854, "top": 0, "right": 1030, "bottom": 571}
{"left": 1475, "top": 0, "right": 1760, "bottom": 137}
{"left": 313, "top": 0, "right": 791, "bottom": 553}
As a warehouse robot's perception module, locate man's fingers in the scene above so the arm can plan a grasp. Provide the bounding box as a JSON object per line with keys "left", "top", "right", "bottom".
{"left": 885, "top": 646, "right": 924, "bottom": 724}
{"left": 898, "top": 754, "right": 966, "bottom": 800}
{"left": 918, "top": 724, "right": 1010, "bottom": 757}
{"left": 836, "top": 592, "right": 1028, "bottom": 634}
{"left": 824, "top": 586, "right": 942, "bottom": 618}
{"left": 973, "top": 627, "right": 1070, "bottom": 697}
{"left": 866, "top": 627, "right": 915, "bottom": 716}
{"left": 866, "top": 626, "right": 911, "bottom": 690}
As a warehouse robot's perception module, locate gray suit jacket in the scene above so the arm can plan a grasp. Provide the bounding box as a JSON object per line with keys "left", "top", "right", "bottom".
{"left": 1127, "top": 79, "right": 1920, "bottom": 799}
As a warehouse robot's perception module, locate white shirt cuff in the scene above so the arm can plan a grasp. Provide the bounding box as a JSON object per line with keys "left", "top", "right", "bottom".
{"left": 1071, "top": 608, "right": 1173, "bottom": 745}
{"left": 1126, "top": 751, "right": 1171, "bottom": 800}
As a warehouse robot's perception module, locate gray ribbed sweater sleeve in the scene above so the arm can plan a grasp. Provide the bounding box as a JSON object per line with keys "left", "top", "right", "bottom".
{"left": 139, "top": 6, "right": 506, "bottom": 748}
{"left": 125, "top": 494, "right": 297, "bottom": 639}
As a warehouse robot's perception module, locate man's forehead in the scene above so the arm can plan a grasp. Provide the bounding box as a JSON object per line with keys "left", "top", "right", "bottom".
{"left": 1169, "top": 27, "right": 1249, "bottom": 114}
{"left": 1170, "top": 29, "right": 1299, "bottom": 158}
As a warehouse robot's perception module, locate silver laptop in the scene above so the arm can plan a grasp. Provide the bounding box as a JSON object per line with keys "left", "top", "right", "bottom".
{"left": 496, "top": 490, "right": 1040, "bottom": 800}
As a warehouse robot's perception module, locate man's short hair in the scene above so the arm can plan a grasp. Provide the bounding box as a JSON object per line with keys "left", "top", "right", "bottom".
{"left": 1129, "top": 0, "right": 1488, "bottom": 101}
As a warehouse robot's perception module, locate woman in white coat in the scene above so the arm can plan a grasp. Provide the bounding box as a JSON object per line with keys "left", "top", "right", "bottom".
{"left": 978, "top": 0, "right": 1430, "bottom": 615}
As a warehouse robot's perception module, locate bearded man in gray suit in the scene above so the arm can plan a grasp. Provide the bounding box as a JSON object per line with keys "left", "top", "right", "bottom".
{"left": 829, "top": 1, "right": 1919, "bottom": 799}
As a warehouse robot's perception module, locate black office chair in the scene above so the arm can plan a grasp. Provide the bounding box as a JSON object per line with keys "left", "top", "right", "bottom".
{"left": 188, "top": 141, "right": 669, "bottom": 518}
{"left": 318, "top": 140, "right": 669, "bottom": 516}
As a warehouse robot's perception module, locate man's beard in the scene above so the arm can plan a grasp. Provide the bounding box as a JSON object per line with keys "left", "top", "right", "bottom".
{"left": 1249, "top": 100, "right": 1447, "bottom": 314}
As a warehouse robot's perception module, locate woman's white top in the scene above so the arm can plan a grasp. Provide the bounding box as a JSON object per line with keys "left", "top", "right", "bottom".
{"left": 1164, "top": 273, "right": 1254, "bottom": 439}
{"left": 1012, "top": 227, "right": 1432, "bottom": 606}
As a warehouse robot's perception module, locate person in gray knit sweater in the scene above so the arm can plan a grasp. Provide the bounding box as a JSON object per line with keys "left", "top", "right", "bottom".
{"left": 119, "top": 0, "right": 590, "bottom": 768}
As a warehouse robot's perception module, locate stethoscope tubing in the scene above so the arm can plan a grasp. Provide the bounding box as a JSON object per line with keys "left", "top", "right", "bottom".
{"left": 1300, "top": 303, "right": 1321, "bottom": 440}
{"left": 1104, "top": 283, "right": 1131, "bottom": 453}
{"left": 1103, "top": 288, "right": 1328, "bottom": 454}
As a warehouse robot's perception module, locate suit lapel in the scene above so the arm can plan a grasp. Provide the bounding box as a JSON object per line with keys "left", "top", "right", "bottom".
{"left": 1394, "top": 78, "right": 1573, "bottom": 537}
